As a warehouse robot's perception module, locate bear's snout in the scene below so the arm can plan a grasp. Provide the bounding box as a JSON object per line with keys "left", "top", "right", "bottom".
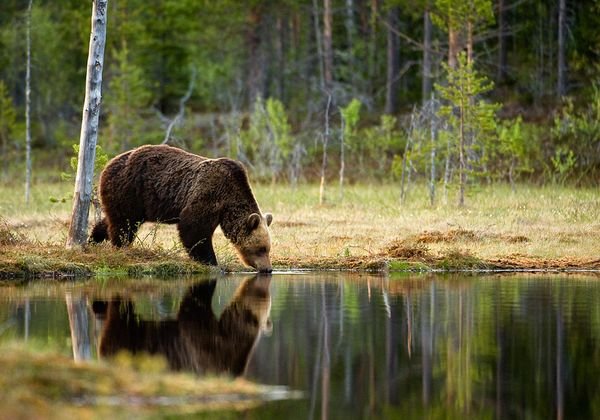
{"left": 252, "top": 258, "right": 272, "bottom": 273}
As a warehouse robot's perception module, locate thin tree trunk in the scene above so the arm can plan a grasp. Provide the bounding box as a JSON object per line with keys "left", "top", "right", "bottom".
{"left": 458, "top": 99, "right": 466, "bottom": 206}
{"left": 323, "top": 0, "right": 334, "bottom": 91}
{"left": 429, "top": 96, "right": 437, "bottom": 206}
{"left": 319, "top": 94, "right": 332, "bottom": 205}
{"left": 422, "top": 7, "right": 433, "bottom": 104}
{"left": 275, "top": 16, "right": 286, "bottom": 101}
{"left": 66, "top": 0, "right": 108, "bottom": 248}
{"left": 557, "top": 0, "right": 566, "bottom": 97}
{"left": 312, "top": 0, "right": 325, "bottom": 91}
{"left": 24, "top": 0, "right": 32, "bottom": 204}
{"left": 443, "top": 128, "right": 451, "bottom": 204}
{"left": 385, "top": 7, "right": 400, "bottom": 114}
{"left": 496, "top": 0, "right": 507, "bottom": 83}
{"left": 400, "top": 110, "right": 414, "bottom": 204}
{"left": 345, "top": 0, "right": 356, "bottom": 84}
{"left": 339, "top": 114, "right": 345, "bottom": 199}
{"left": 368, "top": 0, "right": 378, "bottom": 83}
{"left": 246, "top": 6, "right": 264, "bottom": 106}
{"left": 162, "top": 66, "right": 196, "bottom": 144}
{"left": 448, "top": 27, "right": 461, "bottom": 69}
{"left": 466, "top": 20, "right": 473, "bottom": 66}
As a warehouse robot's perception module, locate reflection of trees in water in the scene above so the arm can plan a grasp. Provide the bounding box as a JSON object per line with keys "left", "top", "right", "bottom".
{"left": 246, "top": 276, "right": 600, "bottom": 419}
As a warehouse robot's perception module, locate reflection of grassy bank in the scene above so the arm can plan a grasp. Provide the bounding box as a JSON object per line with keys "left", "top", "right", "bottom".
{"left": 0, "top": 346, "right": 276, "bottom": 418}
{"left": 1, "top": 182, "right": 599, "bottom": 277}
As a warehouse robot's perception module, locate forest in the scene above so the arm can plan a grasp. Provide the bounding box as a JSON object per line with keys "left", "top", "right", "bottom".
{"left": 1, "top": 2, "right": 600, "bottom": 416}
{"left": 0, "top": 0, "right": 599, "bottom": 199}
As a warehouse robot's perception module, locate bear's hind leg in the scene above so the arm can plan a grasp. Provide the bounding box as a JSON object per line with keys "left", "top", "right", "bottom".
{"left": 89, "top": 218, "right": 109, "bottom": 243}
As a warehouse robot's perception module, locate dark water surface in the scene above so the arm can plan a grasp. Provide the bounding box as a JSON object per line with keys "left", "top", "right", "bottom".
{"left": 1, "top": 272, "right": 599, "bottom": 419}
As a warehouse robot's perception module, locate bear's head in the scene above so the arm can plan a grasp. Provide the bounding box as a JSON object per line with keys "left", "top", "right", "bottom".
{"left": 236, "top": 212, "right": 273, "bottom": 273}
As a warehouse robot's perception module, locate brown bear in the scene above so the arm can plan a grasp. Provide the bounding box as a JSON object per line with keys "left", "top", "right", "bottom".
{"left": 92, "top": 275, "right": 272, "bottom": 376}
{"left": 89, "top": 144, "right": 273, "bottom": 272}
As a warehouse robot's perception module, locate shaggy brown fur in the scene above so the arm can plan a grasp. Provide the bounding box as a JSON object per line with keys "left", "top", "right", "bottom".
{"left": 89, "top": 144, "right": 273, "bottom": 271}
{"left": 92, "top": 276, "right": 272, "bottom": 376}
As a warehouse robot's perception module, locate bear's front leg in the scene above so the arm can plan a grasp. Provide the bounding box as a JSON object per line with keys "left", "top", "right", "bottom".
{"left": 177, "top": 220, "right": 218, "bottom": 266}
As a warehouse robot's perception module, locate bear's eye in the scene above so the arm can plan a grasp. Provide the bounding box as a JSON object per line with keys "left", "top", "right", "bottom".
{"left": 257, "top": 246, "right": 267, "bottom": 254}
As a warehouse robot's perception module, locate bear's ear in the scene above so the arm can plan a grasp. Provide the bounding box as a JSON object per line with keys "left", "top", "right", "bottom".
{"left": 247, "top": 213, "right": 261, "bottom": 231}
{"left": 265, "top": 213, "right": 273, "bottom": 227}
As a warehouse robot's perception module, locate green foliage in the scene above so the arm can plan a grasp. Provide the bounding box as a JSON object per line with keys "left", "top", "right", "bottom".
{"left": 104, "top": 43, "right": 152, "bottom": 153}
{"left": 0, "top": 0, "right": 599, "bottom": 187}
{"left": 340, "top": 98, "right": 362, "bottom": 138}
{"left": 551, "top": 84, "right": 600, "bottom": 182}
{"left": 436, "top": 52, "right": 500, "bottom": 199}
{"left": 66, "top": 143, "right": 109, "bottom": 179}
{"left": 432, "top": 0, "right": 495, "bottom": 30}
{"left": 0, "top": 80, "right": 16, "bottom": 146}
{"left": 550, "top": 146, "right": 577, "bottom": 185}
{"left": 242, "top": 96, "right": 295, "bottom": 181}
{"left": 493, "top": 117, "right": 538, "bottom": 185}
{"left": 356, "top": 115, "right": 405, "bottom": 178}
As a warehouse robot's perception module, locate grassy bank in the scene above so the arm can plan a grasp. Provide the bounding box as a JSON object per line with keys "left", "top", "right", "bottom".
{"left": 1, "top": 180, "right": 599, "bottom": 277}
{"left": 0, "top": 345, "right": 286, "bottom": 418}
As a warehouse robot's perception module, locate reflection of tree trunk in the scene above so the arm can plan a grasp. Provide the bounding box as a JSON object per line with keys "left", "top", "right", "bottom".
{"left": 66, "top": 293, "right": 91, "bottom": 362}
{"left": 321, "top": 284, "right": 330, "bottom": 420}
{"left": 495, "top": 284, "right": 503, "bottom": 419}
{"left": 24, "top": 298, "right": 30, "bottom": 341}
{"left": 385, "top": 7, "right": 400, "bottom": 114}
{"left": 556, "top": 305, "right": 564, "bottom": 420}
{"left": 384, "top": 290, "right": 391, "bottom": 404}
{"left": 421, "top": 286, "right": 432, "bottom": 405}
{"left": 405, "top": 295, "right": 412, "bottom": 357}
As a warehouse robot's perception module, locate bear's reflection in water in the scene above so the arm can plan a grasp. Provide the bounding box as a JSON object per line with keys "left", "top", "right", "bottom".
{"left": 92, "top": 276, "right": 272, "bottom": 377}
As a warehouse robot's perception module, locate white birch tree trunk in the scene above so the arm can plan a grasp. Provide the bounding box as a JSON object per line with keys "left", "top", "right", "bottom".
{"left": 24, "top": 0, "right": 32, "bottom": 204}
{"left": 319, "top": 94, "right": 332, "bottom": 205}
{"left": 66, "top": 0, "right": 108, "bottom": 248}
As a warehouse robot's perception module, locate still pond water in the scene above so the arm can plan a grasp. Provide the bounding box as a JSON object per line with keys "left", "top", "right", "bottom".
{"left": 1, "top": 272, "right": 599, "bottom": 419}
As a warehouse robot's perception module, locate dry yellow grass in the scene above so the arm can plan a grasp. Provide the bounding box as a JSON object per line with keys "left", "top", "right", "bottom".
{"left": 1, "top": 180, "right": 599, "bottom": 273}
